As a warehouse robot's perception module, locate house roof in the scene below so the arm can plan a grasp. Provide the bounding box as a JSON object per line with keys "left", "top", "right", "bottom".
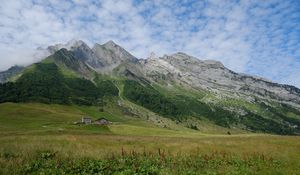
{"left": 95, "top": 117, "right": 108, "bottom": 121}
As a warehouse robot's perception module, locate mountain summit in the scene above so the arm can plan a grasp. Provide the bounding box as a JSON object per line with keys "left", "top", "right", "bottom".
{"left": 92, "top": 41, "right": 138, "bottom": 71}
{"left": 0, "top": 40, "right": 299, "bottom": 135}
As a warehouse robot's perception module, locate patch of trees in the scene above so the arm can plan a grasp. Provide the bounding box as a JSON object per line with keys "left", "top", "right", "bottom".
{"left": 0, "top": 63, "right": 69, "bottom": 104}
{"left": 123, "top": 80, "right": 180, "bottom": 117}
{"left": 0, "top": 63, "right": 118, "bottom": 105}
{"left": 64, "top": 78, "right": 100, "bottom": 105}
{"left": 240, "top": 112, "right": 295, "bottom": 135}
{"left": 256, "top": 102, "right": 300, "bottom": 134}
{"left": 94, "top": 75, "right": 119, "bottom": 97}
{"left": 170, "top": 95, "right": 237, "bottom": 127}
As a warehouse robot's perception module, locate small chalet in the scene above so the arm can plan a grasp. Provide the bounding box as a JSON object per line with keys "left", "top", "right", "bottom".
{"left": 82, "top": 117, "right": 92, "bottom": 124}
{"left": 94, "top": 118, "right": 110, "bottom": 125}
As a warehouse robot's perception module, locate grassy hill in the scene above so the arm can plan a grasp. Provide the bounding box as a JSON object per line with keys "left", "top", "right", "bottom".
{"left": 0, "top": 102, "right": 300, "bottom": 174}
{"left": 0, "top": 102, "right": 233, "bottom": 136}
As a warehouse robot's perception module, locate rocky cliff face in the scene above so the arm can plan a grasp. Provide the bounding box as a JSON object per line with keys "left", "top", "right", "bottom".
{"left": 140, "top": 52, "right": 300, "bottom": 106}
{"left": 47, "top": 40, "right": 138, "bottom": 73}
{"left": 92, "top": 40, "right": 138, "bottom": 72}
{"left": 3, "top": 40, "right": 300, "bottom": 107}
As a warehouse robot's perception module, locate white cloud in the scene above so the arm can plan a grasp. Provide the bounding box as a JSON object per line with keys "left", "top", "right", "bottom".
{"left": 0, "top": 0, "right": 299, "bottom": 88}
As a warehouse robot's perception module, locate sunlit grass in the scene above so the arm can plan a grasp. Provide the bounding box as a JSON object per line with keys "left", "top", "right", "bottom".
{"left": 0, "top": 102, "right": 299, "bottom": 174}
{"left": 0, "top": 134, "right": 299, "bottom": 174}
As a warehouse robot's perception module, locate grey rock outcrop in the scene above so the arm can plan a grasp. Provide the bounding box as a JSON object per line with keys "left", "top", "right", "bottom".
{"left": 42, "top": 40, "right": 300, "bottom": 106}
{"left": 46, "top": 40, "right": 138, "bottom": 73}
{"left": 140, "top": 52, "right": 300, "bottom": 105}
{"left": 92, "top": 40, "right": 138, "bottom": 72}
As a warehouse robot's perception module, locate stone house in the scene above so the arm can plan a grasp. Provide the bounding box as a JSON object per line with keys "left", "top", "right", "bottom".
{"left": 82, "top": 117, "right": 92, "bottom": 124}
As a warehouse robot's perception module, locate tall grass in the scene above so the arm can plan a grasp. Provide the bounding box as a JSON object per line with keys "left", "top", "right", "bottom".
{"left": 2, "top": 149, "right": 282, "bottom": 175}
{"left": 0, "top": 134, "right": 299, "bottom": 174}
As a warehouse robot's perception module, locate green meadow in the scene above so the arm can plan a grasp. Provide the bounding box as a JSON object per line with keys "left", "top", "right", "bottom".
{"left": 0, "top": 103, "right": 299, "bottom": 174}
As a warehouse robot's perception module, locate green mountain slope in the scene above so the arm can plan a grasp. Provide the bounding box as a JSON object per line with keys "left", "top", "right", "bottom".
{"left": 0, "top": 62, "right": 118, "bottom": 105}
{"left": 0, "top": 44, "right": 300, "bottom": 135}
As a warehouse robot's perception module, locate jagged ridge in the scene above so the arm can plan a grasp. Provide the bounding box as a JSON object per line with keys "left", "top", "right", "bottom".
{"left": 0, "top": 40, "right": 300, "bottom": 135}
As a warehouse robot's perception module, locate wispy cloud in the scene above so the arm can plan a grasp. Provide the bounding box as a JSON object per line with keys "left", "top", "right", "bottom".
{"left": 0, "top": 0, "right": 299, "bottom": 87}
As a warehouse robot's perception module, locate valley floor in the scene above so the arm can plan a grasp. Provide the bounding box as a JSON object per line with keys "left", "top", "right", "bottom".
{"left": 0, "top": 103, "right": 299, "bottom": 174}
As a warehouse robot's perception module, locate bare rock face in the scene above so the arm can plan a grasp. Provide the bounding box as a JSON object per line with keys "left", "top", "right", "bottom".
{"left": 40, "top": 40, "right": 300, "bottom": 106}
{"left": 92, "top": 40, "right": 138, "bottom": 72}
{"left": 47, "top": 40, "right": 105, "bottom": 70}
{"left": 71, "top": 41, "right": 105, "bottom": 70}
{"left": 46, "top": 40, "right": 138, "bottom": 73}
{"left": 50, "top": 48, "right": 93, "bottom": 78}
{"left": 47, "top": 40, "right": 85, "bottom": 54}
{"left": 140, "top": 52, "right": 300, "bottom": 106}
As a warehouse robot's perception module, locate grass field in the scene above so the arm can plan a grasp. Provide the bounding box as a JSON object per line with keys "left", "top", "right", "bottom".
{"left": 0, "top": 103, "right": 299, "bottom": 174}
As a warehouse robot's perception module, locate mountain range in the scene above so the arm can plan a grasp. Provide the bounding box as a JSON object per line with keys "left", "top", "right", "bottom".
{"left": 0, "top": 40, "right": 300, "bottom": 135}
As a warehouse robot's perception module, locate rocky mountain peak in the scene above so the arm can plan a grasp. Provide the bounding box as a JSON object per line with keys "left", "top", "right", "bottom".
{"left": 68, "top": 40, "right": 91, "bottom": 52}
{"left": 103, "top": 40, "right": 117, "bottom": 48}
{"left": 148, "top": 52, "right": 158, "bottom": 60}
{"left": 67, "top": 39, "right": 86, "bottom": 48}
{"left": 167, "top": 52, "right": 204, "bottom": 64}
{"left": 202, "top": 60, "right": 225, "bottom": 69}
{"left": 167, "top": 52, "right": 225, "bottom": 69}
{"left": 92, "top": 41, "right": 138, "bottom": 69}
{"left": 170, "top": 52, "right": 191, "bottom": 58}
{"left": 45, "top": 40, "right": 139, "bottom": 73}
{"left": 47, "top": 40, "right": 89, "bottom": 54}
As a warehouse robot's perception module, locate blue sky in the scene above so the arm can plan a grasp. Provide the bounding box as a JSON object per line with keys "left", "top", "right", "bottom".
{"left": 0, "top": 0, "right": 300, "bottom": 87}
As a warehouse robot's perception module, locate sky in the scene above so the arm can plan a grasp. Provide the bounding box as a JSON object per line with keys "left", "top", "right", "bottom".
{"left": 0, "top": 0, "right": 300, "bottom": 87}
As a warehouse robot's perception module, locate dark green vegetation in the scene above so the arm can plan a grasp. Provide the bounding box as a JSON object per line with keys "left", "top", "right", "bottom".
{"left": 123, "top": 80, "right": 236, "bottom": 126}
{"left": 94, "top": 74, "right": 119, "bottom": 97}
{"left": 171, "top": 95, "right": 237, "bottom": 127}
{"left": 0, "top": 63, "right": 118, "bottom": 106}
{"left": 241, "top": 111, "right": 295, "bottom": 135}
{"left": 123, "top": 80, "right": 180, "bottom": 117}
{"left": 123, "top": 80, "right": 300, "bottom": 135}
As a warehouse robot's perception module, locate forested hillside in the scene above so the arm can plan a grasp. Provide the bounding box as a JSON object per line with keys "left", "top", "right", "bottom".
{"left": 0, "top": 63, "right": 118, "bottom": 105}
